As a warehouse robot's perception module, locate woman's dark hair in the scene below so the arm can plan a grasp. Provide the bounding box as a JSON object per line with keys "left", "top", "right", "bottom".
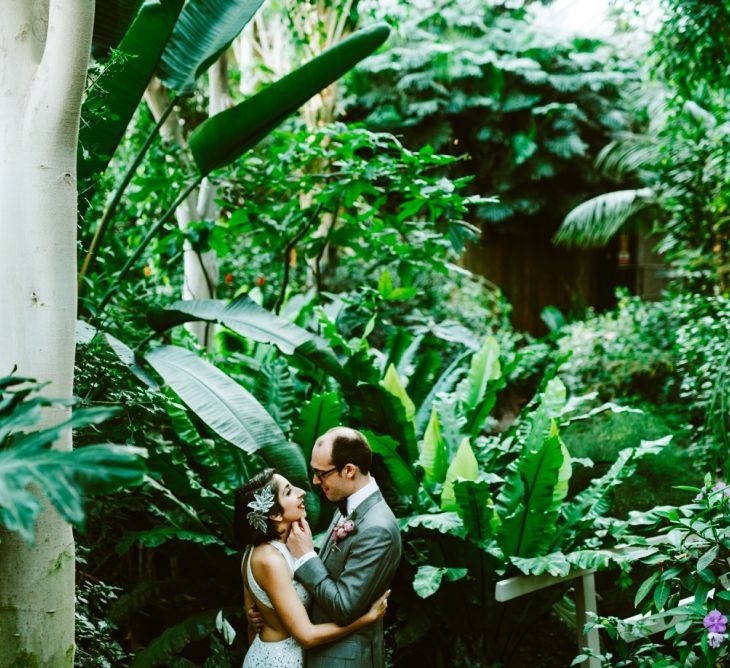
{"left": 233, "top": 468, "right": 283, "bottom": 548}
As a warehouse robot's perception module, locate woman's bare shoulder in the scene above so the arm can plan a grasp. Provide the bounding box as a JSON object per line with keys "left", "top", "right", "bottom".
{"left": 250, "top": 543, "right": 288, "bottom": 574}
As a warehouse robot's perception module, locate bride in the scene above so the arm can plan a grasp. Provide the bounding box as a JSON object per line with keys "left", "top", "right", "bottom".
{"left": 234, "top": 468, "right": 389, "bottom": 667}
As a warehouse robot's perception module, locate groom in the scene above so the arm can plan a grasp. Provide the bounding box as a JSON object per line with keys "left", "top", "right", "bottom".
{"left": 287, "top": 426, "right": 401, "bottom": 667}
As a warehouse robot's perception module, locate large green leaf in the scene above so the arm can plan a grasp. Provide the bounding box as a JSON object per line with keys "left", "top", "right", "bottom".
{"left": 147, "top": 297, "right": 348, "bottom": 383}
{"left": 457, "top": 336, "right": 504, "bottom": 438}
{"left": 398, "top": 512, "right": 466, "bottom": 538}
{"left": 144, "top": 345, "right": 309, "bottom": 492}
{"left": 413, "top": 565, "right": 468, "bottom": 599}
{"left": 92, "top": 0, "right": 144, "bottom": 59}
{"left": 419, "top": 407, "right": 447, "bottom": 487}
{"left": 79, "top": 0, "right": 184, "bottom": 190}
{"left": 157, "top": 0, "right": 266, "bottom": 95}
{"left": 346, "top": 383, "right": 419, "bottom": 465}
{"left": 414, "top": 351, "right": 469, "bottom": 436}
{"left": 188, "top": 23, "right": 390, "bottom": 175}
{"left": 292, "top": 392, "right": 342, "bottom": 462}
{"left": 453, "top": 478, "right": 499, "bottom": 549}
{"left": 440, "top": 438, "right": 478, "bottom": 511}
{"left": 381, "top": 364, "right": 416, "bottom": 423}
{"left": 362, "top": 430, "right": 418, "bottom": 498}
{"left": 0, "top": 442, "right": 146, "bottom": 543}
{"left": 497, "top": 422, "right": 566, "bottom": 559}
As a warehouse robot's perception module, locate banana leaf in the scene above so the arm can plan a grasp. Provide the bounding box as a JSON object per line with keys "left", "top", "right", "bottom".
{"left": 79, "top": 0, "right": 184, "bottom": 191}
{"left": 92, "top": 0, "right": 144, "bottom": 59}
{"left": 147, "top": 297, "right": 348, "bottom": 383}
{"left": 144, "top": 345, "right": 311, "bottom": 498}
{"left": 188, "top": 23, "right": 390, "bottom": 175}
{"left": 157, "top": 0, "right": 266, "bottom": 95}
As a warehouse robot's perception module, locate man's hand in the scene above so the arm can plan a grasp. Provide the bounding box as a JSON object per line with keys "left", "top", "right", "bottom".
{"left": 287, "top": 517, "right": 314, "bottom": 558}
{"left": 247, "top": 603, "right": 264, "bottom": 634}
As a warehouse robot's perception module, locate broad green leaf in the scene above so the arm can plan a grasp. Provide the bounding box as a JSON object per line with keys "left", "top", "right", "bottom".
{"left": 414, "top": 351, "right": 469, "bottom": 436}
{"left": 157, "top": 0, "right": 266, "bottom": 95}
{"left": 92, "top": 0, "right": 144, "bottom": 58}
{"left": 420, "top": 407, "right": 448, "bottom": 486}
{"left": 453, "top": 479, "right": 498, "bottom": 547}
{"left": 398, "top": 512, "right": 466, "bottom": 538}
{"left": 381, "top": 364, "right": 416, "bottom": 422}
{"left": 292, "top": 392, "right": 342, "bottom": 461}
{"left": 497, "top": 422, "right": 566, "bottom": 558}
{"left": 441, "top": 438, "right": 478, "bottom": 511}
{"left": 0, "top": 443, "right": 146, "bottom": 543}
{"left": 634, "top": 571, "right": 660, "bottom": 607}
{"left": 118, "top": 527, "right": 227, "bottom": 554}
{"left": 347, "top": 384, "right": 419, "bottom": 464}
{"left": 147, "top": 297, "right": 348, "bottom": 383}
{"left": 697, "top": 545, "right": 719, "bottom": 573}
{"left": 188, "top": 24, "right": 390, "bottom": 175}
{"left": 144, "top": 345, "right": 309, "bottom": 493}
{"left": 79, "top": 0, "right": 184, "bottom": 189}
{"left": 413, "top": 565, "right": 468, "bottom": 599}
{"left": 511, "top": 552, "right": 570, "bottom": 577}
{"left": 362, "top": 430, "right": 418, "bottom": 498}
{"left": 459, "top": 336, "right": 501, "bottom": 411}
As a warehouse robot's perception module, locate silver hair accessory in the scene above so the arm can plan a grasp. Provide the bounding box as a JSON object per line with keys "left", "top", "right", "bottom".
{"left": 247, "top": 485, "right": 275, "bottom": 533}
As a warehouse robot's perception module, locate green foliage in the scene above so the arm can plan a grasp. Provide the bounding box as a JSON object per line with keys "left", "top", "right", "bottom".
{"left": 348, "top": 0, "right": 634, "bottom": 230}
{"left": 584, "top": 480, "right": 730, "bottom": 666}
{"left": 0, "top": 377, "right": 146, "bottom": 543}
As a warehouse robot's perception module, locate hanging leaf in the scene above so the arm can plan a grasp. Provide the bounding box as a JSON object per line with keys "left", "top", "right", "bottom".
{"left": 157, "top": 0, "right": 266, "bottom": 95}
{"left": 147, "top": 297, "right": 348, "bottom": 383}
{"left": 79, "top": 0, "right": 184, "bottom": 190}
{"left": 188, "top": 23, "right": 390, "bottom": 175}
{"left": 441, "top": 438, "right": 478, "bottom": 511}
{"left": 144, "top": 345, "right": 309, "bottom": 493}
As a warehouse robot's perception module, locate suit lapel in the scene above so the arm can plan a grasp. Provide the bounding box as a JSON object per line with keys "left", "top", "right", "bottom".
{"left": 318, "top": 509, "right": 343, "bottom": 563}
{"left": 319, "top": 491, "right": 384, "bottom": 564}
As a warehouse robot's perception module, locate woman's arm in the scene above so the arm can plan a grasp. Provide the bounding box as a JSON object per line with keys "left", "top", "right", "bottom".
{"left": 257, "top": 552, "right": 387, "bottom": 649}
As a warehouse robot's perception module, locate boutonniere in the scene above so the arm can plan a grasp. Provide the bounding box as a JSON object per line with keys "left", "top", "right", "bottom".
{"left": 331, "top": 518, "right": 356, "bottom": 549}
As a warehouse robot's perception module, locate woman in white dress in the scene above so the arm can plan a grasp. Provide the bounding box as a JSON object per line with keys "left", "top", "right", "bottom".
{"left": 234, "top": 468, "right": 389, "bottom": 667}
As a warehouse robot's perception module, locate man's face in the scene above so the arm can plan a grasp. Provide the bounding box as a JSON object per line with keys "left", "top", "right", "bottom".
{"left": 310, "top": 438, "right": 349, "bottom": 503}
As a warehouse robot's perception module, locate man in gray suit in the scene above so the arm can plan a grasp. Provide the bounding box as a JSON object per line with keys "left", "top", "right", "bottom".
{"left": 287, "top": 426, "right": 402, "bottom": 667}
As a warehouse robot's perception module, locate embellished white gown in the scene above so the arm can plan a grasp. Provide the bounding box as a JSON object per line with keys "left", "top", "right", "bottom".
{"left": 243, "top": 540, "right": 311, "bottom": 668}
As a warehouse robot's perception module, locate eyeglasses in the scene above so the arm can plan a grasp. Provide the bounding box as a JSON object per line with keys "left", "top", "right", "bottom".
{"left": 312, "top": 466, "right": 340, "bottom": 481}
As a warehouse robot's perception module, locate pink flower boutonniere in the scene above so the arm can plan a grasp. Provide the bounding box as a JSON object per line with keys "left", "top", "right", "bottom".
{"left": 331, "top": 518, "right": 356, "bottom": 548}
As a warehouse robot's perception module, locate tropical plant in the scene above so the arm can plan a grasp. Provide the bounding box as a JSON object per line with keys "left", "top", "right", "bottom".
{"left": 579, "top": 477, "right": 730, "bottom": 667}
{"left": 0, "top": 375, "right": 146, "bottom": 543}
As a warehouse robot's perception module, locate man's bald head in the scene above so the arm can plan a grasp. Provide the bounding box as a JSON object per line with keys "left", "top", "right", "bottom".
{"left": 315, "top": 426, "right": 372, "bottom": 475}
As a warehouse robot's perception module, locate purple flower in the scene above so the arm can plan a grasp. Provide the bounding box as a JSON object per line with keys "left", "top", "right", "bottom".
{"left": 704, "top": 610, "right": 728, "bottom": 634}
{"left": 708, "top": 632, "right": 727, "bottom": 649}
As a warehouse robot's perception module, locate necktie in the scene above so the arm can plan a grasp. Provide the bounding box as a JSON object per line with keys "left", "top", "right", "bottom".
{"left": 337, "top": 499, "right": 348, "bottom": 516}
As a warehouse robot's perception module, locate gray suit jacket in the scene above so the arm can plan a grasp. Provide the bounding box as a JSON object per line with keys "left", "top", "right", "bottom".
{"left": 295, "top": 490, "right": 401, "bottom": 667}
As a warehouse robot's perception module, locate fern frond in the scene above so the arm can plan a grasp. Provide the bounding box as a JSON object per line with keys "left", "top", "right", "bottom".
{"left": 554, "top": 187, "right": 656, "bottom": 247}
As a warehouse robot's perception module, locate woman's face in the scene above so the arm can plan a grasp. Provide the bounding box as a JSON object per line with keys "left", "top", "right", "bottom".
{"left": 272, "top": 474, "right": 306, "bottom": 525}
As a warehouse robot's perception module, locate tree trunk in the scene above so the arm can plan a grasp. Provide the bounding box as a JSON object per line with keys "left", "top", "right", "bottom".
{"left": 0, "top": 1, "right": 94, "bottom": 665}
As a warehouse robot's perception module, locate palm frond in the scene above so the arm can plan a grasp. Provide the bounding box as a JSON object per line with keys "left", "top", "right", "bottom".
{"left": 595, "top": 134, "right": 660, "bottom": 180}
{"left": 554, "top": 187, "right": 656, "bottom": 247}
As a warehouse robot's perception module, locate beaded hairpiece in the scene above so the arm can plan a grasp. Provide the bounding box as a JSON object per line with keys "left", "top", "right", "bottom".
{"left": 246, "top": 485, "right": 275, "bottom": 533}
